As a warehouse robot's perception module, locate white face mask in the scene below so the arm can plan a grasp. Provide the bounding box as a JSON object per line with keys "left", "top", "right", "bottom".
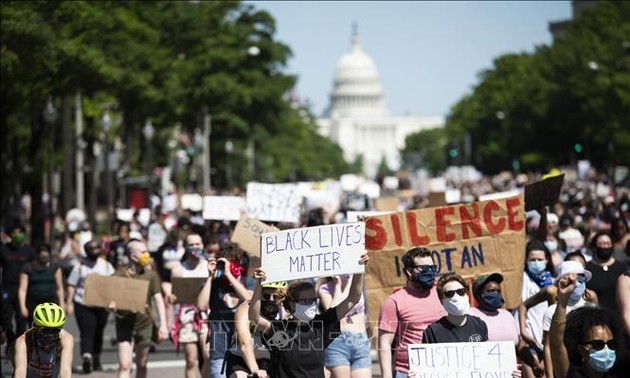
{"left": 441, "top": 293, "right": 470, "bottom": 316}
{"left": 293, "top": 302, "right": 317, "bottom": 322}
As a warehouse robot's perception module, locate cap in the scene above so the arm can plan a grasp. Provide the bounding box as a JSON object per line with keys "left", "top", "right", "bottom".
{"left": 554, "top": 260, "right": 592, "bottom": 284}
{"left": 473, "top": 273, "right": 503, "bottom": 295}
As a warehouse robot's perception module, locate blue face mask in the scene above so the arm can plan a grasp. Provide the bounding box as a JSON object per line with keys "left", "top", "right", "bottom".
{"left": 588, "top": 348, "right": 616, "bottom": 372}
{"left": 569, "top": 280, "right": 586, "bottom": 303}
{"left": 480, "top": 292, "right": 505, "bottom": 310}
{"left": 527, "top": 261, "right": 547, "bottom": 275}
{"left": 412, "top": 270, "right": 435, "bottom": 289}
{"left": 544, "top": 240, "right": 558, "bottom": 252}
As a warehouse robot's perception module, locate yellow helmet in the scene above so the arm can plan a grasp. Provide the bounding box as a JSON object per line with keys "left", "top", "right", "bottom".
{"left": 33, "top": 302, "right": 66, "bottom": 328}
{"left": 262, "top": 281, "right": 288, "bottom": 289}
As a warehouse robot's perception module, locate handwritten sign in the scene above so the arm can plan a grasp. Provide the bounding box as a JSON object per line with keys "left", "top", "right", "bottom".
{"left": 202, "top": 196, "right": 245, "bottom": 221}
{"left": 246, "top": 183, "right": 302, "bottom": 223}
{"left": 83, "top": 275, "right": 149, "bottom": 312}
{"left": 524, "top": 174, "right": 564, "bottom": 211}
{"left": 408, "top": 341, "right": 517, "bottom": 377}
{"left": 374, "top": 196, "right": 400, "bottom": 211}
{"left": 171, "top": 277, "right": 207, "bottom": 305}
{"left": 231, "top": 215, "right": 277, "bottom": 257}
{"left": 261, "top": 223, "right": 366, "bottom": 283}
{"left": 181, "top": 193, "right": 203, "bottom": 212}
{"left": 365, "top": 195, "right": 526, "bottom": 326}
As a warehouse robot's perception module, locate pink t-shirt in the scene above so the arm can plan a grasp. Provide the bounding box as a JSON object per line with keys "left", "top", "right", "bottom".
{"left": 378, "top": 285, "right": 446, "bottom": 373}
{"left": 318, "top": 279, "right": 366, "bottom": 324}
{"left": 469, "top": 307, "right": 519, "bottom": 345}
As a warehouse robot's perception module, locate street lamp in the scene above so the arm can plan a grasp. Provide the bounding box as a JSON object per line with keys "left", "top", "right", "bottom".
{"left": 225, "top": 139, "right": 233, "bottom": 190}
{"left": 102, "top": 111, "right": 113, "bottom": 213}
{"left": 43, "top": 96, "right": 57, "bottom": 247}
{"left": 143, "top": 119, "right": 155, "bottom": 200}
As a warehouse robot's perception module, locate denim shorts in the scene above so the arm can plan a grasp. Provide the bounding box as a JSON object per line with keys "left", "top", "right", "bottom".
{"left": 324, "top": 331, "right": 371, "bottom": 369}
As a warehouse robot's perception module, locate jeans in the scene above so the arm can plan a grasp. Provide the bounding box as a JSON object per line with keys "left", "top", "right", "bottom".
{"left": 208, "top": 357, "right": 226, "bottom": 378}
{"left": 325, "top": 331, "right": 372, "bottom": 369}
{"left": 74, "top": 301, "right": 109, "bottom": 357}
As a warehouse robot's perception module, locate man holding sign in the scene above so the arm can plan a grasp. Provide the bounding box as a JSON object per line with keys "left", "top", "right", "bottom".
{"left": 248, "top": 253, "right": 368, "bottom": 378}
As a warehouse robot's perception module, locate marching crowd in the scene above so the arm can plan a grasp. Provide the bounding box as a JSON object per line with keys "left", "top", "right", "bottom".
{"left": 1, "top": 171, "right": 629, "bottom": 378}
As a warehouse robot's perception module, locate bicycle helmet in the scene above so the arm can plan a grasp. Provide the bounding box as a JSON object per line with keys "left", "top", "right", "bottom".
{"left": 262, "top": 281, "right": 288, "bottom": 289}
{"left": 33, "top": 302, "right": 66, "bottom": 328}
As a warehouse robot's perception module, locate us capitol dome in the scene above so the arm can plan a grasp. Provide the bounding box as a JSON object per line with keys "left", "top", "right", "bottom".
{"left": 317, "top": 25, "right": 444, "bottom": 178}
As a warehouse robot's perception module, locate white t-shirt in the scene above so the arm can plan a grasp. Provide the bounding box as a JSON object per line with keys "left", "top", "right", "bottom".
{"left": 515, "top": 273, "right": 549, "bottom": 350}
{"left": 542, "top": 297, "right": 587, "bottom": 332}
{"left": 67, "top": 258, "right": 115, "bottom": 304}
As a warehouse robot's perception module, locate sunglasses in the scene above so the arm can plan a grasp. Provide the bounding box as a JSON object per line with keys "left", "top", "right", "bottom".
{"left": 580, "top": 339, "right": 618, "bottom": 351}
{"left": 413, "top": 265, "right": 437, "bottom": 273}
{"left": 444, "top": 288, "right": 467, "bottom": 298}
{"left": 294, "top": 297, "right": 317, "bottom": 305}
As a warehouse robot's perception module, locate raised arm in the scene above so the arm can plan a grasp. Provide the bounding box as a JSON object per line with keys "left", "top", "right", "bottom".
{"left": 319, "top": 277, "right": 346, "bottom": 311}
{"left": 549, "top": 274, "right": 575, "bottom": 378}
{"left": 248, "top": 268, "right": 271, "bottom": 334}
{"left": 197, "top": 257, "right": 216, "bottom": 310}
{"left": 220, "top": 258, "right": 252, "bottom": 301}
{"left": 335, "top": 253, "right": 368, "bottom": 320}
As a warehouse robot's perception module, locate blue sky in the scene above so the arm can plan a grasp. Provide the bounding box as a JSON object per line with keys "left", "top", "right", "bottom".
{"left": 247, "top": 1, "right": 571, "bottom": 117}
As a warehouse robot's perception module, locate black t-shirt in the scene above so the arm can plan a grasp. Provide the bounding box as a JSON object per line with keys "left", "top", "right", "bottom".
{"left": 586, "top": 260, "right": 626, "bottom": 312}
{"left": 263, "top": 307, "right": 340, "bottom": 378}
{"left": 567, "top": 363, "right": 620, "bottom": 378}
{"left": 0, "top": 243, "right": 35, "bottom": 291}
{"left": 422, "top": 315, "right": 488, "bottom": 344}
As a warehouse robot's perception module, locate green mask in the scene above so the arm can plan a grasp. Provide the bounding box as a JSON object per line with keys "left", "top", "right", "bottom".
{"left": 12, "top": 234, "right": 25, "bottom": 245}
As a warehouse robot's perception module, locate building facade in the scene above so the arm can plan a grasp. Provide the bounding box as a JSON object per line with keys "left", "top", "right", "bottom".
{"left": 316, "top": 27, "right": 444, "bottom": 178}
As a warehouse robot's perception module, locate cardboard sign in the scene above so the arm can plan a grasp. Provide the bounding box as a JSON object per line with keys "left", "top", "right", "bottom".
{"left": 246, "top": 183, "right": 302, "bottom": 223}
{"left": 171, "top": 277, "right": 207, "bottom": 305}
{"left": 261, "top": 223, "right": 366, "bottom": 283}
{"left": 231, "top": 215, "right": 277, "bottom": 257}
{"left": 427, "top": 192, "right": 446, "bottom": 207}
{"left": 374, "top": 196, "right": 399, "bottom": 211}
{"left": 524, "top": 174, "right": 564, "bottom": 211}
{"left": 365, "top": 195, "right": 526, "bottom": 325}
{"left": 202, "top": 196, "right": 245, "bottom": 221}
{"left": 83, "top": 275, "right": 149, "bottom": 312}
{"left": 408, "top": 341, "right": 517, "bottom": 377}
{"left": 181, "top": 193, "right": 203, "bottom": 212}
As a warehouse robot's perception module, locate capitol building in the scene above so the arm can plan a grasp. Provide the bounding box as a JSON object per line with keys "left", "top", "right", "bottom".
{"left": 316, "top": 28, "right": 444, "bottom": 178}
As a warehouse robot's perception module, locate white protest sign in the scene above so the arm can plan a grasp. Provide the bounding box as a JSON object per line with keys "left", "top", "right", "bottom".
{"left": 181, "top": 193, "right": 203, "bottom": 212}
{"left": 408, "top": 341, "right": 517, "bottom": 378}
{"left": 115, "top": 208, "right": 134, "bottom": 222}
{"left": 479, "top": 190, "right": 522, "bottom": 202}
{"left": 261, "top": 223, "right": 365, "bottom": 283}
{"left": 346, "top": 211, "right": 391, "bottom": 223}
{"left": 445, "top": 189, "right": 462, "bottom": 204}
{"left": 147, "top": 223, "right": 167, "bottom": 252}
{"left": 246, "top": 183, "right": 302, "bottom": 223}
{"left": 202, "top": 196, "right": 245, "bottom": 221}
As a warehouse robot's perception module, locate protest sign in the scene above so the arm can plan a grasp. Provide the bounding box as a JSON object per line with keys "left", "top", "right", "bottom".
{"left": 83, "top": 275, "right": 149, "bottom": 312}
{"left": 346, "top": 211, "right": 392, "bottom": 223}
{"left": 408, "top": 341, "right": 517, "bottom": 377}
{"left": 427, "top": 192, "right": 446, "bottom": 207}
{"left": 231, "top": 215, "right": 277, "bottom": 257}
{"left": 171, "top": 277, "right": 207, "bottom": 304}
{"left": 479, "top": 190, "right": 522, "bottom": 202}
{"left": 524, "top": 174, "right": 564, "bottom": 211}
{"left": 374, "top": 197, "right": 399, "bottom": 211}
{"left": 202, "top": 196, "right": 245, "bottom": 221}
{"left": 261, "top": 222, "right": 365, "bottom": 283}
{"left": 115, "top": 208, "right": 134, "bottom": 222}
{"left": 365, "top": 195, "right": 526, "bottom": 325}
{"left": 181, "top": 193, "right": 203, "bottom": 212}
{"left": 246, "top": 183, "right": 302, "bottom": 223}
{"left": 445, "top": 189, "right": 462, "bottom": 204}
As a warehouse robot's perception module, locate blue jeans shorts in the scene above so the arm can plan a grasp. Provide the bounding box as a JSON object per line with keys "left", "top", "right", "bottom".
{"left": 324, "top": 331, "right": 371, "bottom": 370}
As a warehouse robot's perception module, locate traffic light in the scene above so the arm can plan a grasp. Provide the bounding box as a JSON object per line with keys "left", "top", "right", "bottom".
{"left": 574, "top": 143, "right": 583, "bottom": 153}
{"left": 449, "top": 148, "right": 459, "bottom": 159}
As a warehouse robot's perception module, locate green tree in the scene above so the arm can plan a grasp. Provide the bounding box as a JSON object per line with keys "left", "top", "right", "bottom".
{"left": 401, "top": 127, "right": 448, "bottom": 174}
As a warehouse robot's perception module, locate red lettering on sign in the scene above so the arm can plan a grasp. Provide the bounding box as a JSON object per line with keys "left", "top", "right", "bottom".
{"left": 365, "top": 218, "right": 387, "bottom": 250}
{"left": 391, "top": 214, "right": 403, "bottom": 247}
{"left": 459, "top": 203, "right": 481, "bottom": 240}
{"left": 436, "top": 207, "right": 456, "bottom": 242}
{"left": 506, "top": 197, "right": 525, "bottom": 231}
{"left": 483, "top": 200, "right": 506, "bottom": 234}
{"left": 406, "top": 212, "right": 429, "bottom": 246}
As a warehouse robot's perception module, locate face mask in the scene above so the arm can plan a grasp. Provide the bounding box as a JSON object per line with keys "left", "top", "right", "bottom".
{"left": 544, "top": 240, "right": 558, "bottom": 252}
{"left": 12, "top": 234, "right": 25, "bottom": 245}
{"left": 293, "top": 302, "right": 317, "bottom": 322}
{"left": 137, "top": 252, "right": 151, "bottom": 267}
{"left": 527, "top": 261, "right": 547, "bottom": 275}
{"left": 36, "top": 329, "right": 58, "bottom": 351}
{"left": 595, "top": 247, "right": 614, "bottom": 260}
{"left": 569, "top": 280, "right": 586, "bottom": 303}
{"left": 186, "top": 247, "right": 204, "bottom": 259}
{"left": 261, "top": 300, "right": 280, "bottom": 320}
{"left": 441, "top": 293, "right": 470, "bottom": 316}
{"left": 87, "top": 253, "right": 99, "bottom": 261}
{"left": 480, "top": 292, "right": 504, "bottom": 310}
{"left": 412, "top": 270, "right": 436, "bottom": 289}
{"left": 588, "top": 348, "right": 616, "bottom": 372}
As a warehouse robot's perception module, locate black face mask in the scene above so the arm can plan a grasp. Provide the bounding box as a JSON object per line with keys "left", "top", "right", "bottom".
{"left": 261, "top": 300, "right": 280, "bottom": 320}
{"left": 595, "top": 247, "right": 614, "bottom": 260}
{"left": 412, "top": 270, "right": 436, "bottom": 289}
{"left": 87, "top": 253, "right": 99, "bottom": 261}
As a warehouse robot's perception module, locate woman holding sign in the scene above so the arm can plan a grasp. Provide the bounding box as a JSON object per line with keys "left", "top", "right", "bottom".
{"left": 249, "top": 253, "right": 368, "bottom": 378}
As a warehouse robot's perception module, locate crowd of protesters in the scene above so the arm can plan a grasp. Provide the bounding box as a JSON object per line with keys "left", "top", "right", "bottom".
{"left": 0, "top": 168, "right": 629, "bottom": 377}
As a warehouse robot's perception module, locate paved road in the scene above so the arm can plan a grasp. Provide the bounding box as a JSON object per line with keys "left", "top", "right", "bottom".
{"left": 1, "top": 313, "right": 383, "bottom": 377}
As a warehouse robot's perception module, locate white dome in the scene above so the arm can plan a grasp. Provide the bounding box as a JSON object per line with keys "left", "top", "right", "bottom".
{"left": 326, "top": 26, "right": 388, "bottom": 118}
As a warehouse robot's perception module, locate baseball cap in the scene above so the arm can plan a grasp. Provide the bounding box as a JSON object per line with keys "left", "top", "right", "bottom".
{"left": 473, "top": 273, "right": 503, "bottom": 295}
